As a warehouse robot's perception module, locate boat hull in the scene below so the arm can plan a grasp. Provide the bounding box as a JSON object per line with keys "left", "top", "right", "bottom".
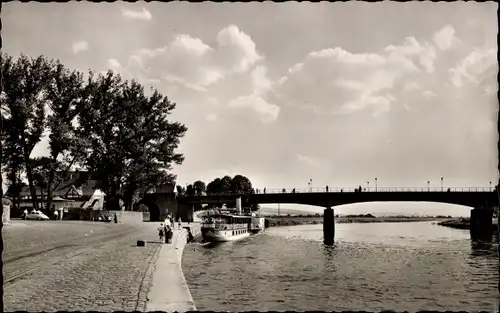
{"left": 201, "top": 228, "right": 251, "bottom": 242}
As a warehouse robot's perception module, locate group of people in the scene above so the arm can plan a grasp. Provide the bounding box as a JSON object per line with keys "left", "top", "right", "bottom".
{"left": 158, "top": 214, "right": 183, "bottom": 243}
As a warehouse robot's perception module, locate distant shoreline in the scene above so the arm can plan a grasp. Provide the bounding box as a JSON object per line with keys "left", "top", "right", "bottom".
{"left": 264, "top": 216, "right": 451, "bottom": 228}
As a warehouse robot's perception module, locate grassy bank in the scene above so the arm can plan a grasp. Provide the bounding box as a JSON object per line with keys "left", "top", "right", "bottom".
{"left": 264, "top": 216, "right": 450, "bottom": 228}
{"left": 437, "top": 218, "right": 470, "bottom": 230}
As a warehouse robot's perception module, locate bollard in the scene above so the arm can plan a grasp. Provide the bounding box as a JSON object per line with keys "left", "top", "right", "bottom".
{"left": 137, "top": 240, "right": 147, "bottom": 247}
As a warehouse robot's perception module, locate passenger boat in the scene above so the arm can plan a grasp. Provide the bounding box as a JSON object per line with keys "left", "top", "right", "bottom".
{"left": 200, "top": 204, "right": 265, "bottom": 242}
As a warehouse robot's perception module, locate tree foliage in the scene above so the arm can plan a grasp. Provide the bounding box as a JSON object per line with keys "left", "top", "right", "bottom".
{"left": 1, "top": 53, "right": 187, "bottom": 212}
{"left": 1, "top": 53, "right": 54, "bottom": 209}
{"left": 195, "top": 174, "right": 258, "bottom": 211}
{"left": 205, "top": 175, "right": 253, "bottom": 195}
{"left": 44, "top": 61, "right": 87, "bottom": 211}
{"left": 185, "top": 184, "right": 195, "bottom": 197}
{"left": 76, "top": 71, "right": 187, "bottom": 210}
{"left": 192, "top": 180, "right": 206, "bottom": 196}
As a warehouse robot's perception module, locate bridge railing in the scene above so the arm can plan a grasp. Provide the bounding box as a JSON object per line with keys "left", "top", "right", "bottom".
{"left": 198, "top": 187, "right": 493, "bottom": 197}
{"left": 250, "top": 187, "right": 493, "bottom": 194}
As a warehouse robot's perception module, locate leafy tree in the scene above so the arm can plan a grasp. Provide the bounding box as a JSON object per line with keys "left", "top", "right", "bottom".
{"left": 230, "top": 174, "right": 253, "bottom": 194}
{"left": 176, "top": 185, "right": 185, "bottom": 196}
{"left": 1, "top": 53, "right": 54, "bottom": 209}
{"left": 186, "top": 184, "right": 195, "bottom": 197}
{"left": 44, "top": 61, "right": 87, "bottom": 212}
{"left": 220, "top": 175, "right": 232, "bottom": 194}
{"left": 77, "top": 71, "right": 187, "bottom": 210}
{"left": 192, "top": 180, "right": 206, "bottom": 196}
{"left": 206, "top": 178, "right": 221, "bottom": 195}
{"left": 31, "top": 157, "right": 52, "bottom": 211}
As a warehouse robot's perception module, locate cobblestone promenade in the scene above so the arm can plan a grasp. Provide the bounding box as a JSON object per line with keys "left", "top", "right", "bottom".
{"left": 3, "top": 220, "right": 168, "bottom": 312}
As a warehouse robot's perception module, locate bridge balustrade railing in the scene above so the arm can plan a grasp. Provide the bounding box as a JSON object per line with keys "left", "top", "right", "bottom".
{"left": 250, "top": 187, "right": 492, "bottom": 194}
{"left": 200, "top": 187, "right": 493, "bottom": 196}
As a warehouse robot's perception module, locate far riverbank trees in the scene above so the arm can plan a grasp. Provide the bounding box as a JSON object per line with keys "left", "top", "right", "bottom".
{"left": 1, "top": 53, "right": 187, "bottom": 211}
{"left": 182, "top": 175, "right": 260, "bottom": 211}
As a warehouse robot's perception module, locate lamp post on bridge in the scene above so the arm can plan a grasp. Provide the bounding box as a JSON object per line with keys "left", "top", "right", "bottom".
{"left": 441, "top": 177, "right": 443, "bottom": 191}
{"left": 490, "top": 181, "right": 492, "bottom": 191}
{"left": 375, "top": 178, "right": 377, "bottom": 192}
{"left": 427, "top": 181, "right": 430, "bottom": 192}
{"left": 367, "top": 181, "right": 370, "bottom": 192}
{"left": 309, "top": 179, "right": 312, "bottom": 192}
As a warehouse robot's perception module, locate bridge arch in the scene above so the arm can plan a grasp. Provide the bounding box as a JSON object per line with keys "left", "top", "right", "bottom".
{"left": 136, "top": 199, "right": 160, "bottom": 221}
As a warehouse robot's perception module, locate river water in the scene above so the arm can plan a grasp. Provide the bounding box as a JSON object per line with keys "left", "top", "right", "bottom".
{"left": 182, "top": 222, "right": 499, "bottom": 312}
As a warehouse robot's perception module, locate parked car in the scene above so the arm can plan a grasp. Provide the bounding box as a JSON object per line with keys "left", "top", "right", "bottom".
{"left": 26, "top": 210, "right": 50, "bottom": 220}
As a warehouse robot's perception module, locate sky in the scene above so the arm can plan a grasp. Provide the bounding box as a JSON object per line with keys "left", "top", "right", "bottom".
{"left": 3, "top": 2, "right": 498, "bottom": 215}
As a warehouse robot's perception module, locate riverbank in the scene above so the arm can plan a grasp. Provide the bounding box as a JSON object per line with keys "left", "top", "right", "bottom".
{"left": 264, "top": 216, "right": 449, "bottom": 227}
{"left": 438, "top": 217, "right": 498, "bottom": 232}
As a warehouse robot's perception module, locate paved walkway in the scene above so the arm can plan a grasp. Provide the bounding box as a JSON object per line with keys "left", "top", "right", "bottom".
{"left": 3, "top": 220, "right": 201, "bottom": 312}
{"left": 146, "top": 224, "right": 198, "bottom": 312}
{"left": 3, "top": 221, "right": 164, "bottom": 312}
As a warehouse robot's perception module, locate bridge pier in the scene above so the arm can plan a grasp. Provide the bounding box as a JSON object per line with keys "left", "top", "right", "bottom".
{"left": 323, "top": 206, "right": 335, "bottom": 245}
{"left": 470, "top": 206, "right": 493, "bottom": 241}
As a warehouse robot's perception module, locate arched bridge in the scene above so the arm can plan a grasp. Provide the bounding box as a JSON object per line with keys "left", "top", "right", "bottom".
{"left": 180, "top": 187, "right": 498, "bottom": 209}
{"left": 178, "top": 186, "right": 497, "bottom": 244}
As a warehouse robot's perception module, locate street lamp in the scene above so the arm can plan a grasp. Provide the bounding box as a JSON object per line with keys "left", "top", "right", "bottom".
{"left": 427, "top": 181, "right": 430, "bottom": 191}
{"left": 375, "top": 178, "right": 378, "bottom": 192}
{"left": 441, "top": 177, "right": 443, "bottom": 191}
{"left": 367, "top": 181, "right": 370, "bottom": 192}
{"left": 490, "top": 181, "right": 492, "bottom": 191}
{"left": 309, "top": 178, "right": 313, "bottom": 192}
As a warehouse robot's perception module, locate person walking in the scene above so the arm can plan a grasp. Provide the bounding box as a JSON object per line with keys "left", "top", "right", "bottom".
{"left": 53, "top": 210, "right": 59, "bottom": 221}
{"left": 23, "top": 209, "right": 28, "bottom": 220}
{"left": 164, "top": 224, "right": 172, "bottom": 244}
{"left": 177, "top": 217, "right": 182, "bottom": 229}
{"left": 158, "top": 223, "right": 165, "bottom": 242}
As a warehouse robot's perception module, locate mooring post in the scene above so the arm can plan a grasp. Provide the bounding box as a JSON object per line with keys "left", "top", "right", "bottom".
{"left": 323, "top": 205, "right": 335, "bottom": 245}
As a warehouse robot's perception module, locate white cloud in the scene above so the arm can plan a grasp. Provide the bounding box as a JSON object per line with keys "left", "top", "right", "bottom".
{"left": 422, "top": 90, "right": 437, "bottom": 101}
{"left": 226, "top": 64, "right": 280, "bottom": 123}
{"left": 128, "top": 25, "right": 263, "bottom": 91}
{"left": 228, "top": 94, "right": 280, "bottom": 124}
{"left": 433, "top": 25, "right": 457, "bottom": 51}
{"left": 296, "top": 154, "right": 317, "bottom": 166}
{"left": 449, "top": 47, "right": 497, "bottom": 87}
{"left": 205, "top": 97, "right": 219, "bottom": 105}
{"left": 251, "top": 66, "right": 273, "bottom": 95}
{"left": 72, "top": 40, "right": 89, "bottom": 54}
{"left": 385, "top": 37, "right": 437, "bottom": 73}
{"left": 206, "top": 113, "right": 218, "bottom": 122}
{"left": 404, "top": 82, "right": 420, "bottom": 92}
{"left": 121, "top": 7, "right": 152, "bottom": 21}
{"left": 107, "top": 58, "right": 121, "bottom": 69}
{"left": 274, "top": 37, "right": 434, "bottom": 116}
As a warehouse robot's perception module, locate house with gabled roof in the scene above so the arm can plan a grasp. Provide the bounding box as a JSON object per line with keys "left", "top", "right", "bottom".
{"left": 12, "top": 171, "right": 98, "bottom": 215}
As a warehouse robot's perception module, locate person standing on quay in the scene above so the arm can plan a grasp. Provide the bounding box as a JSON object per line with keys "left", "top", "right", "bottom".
{"left": 164, "top": 223, "right": 173, "bottom": 244}
{"left": 158, "top": 223, "right": 165, "bottom": 242}
{"left": 23, "top": 208, "right": 28, "bottom": 220}
{"left": 177, "top": 216, "right": 182, "bottom": 229}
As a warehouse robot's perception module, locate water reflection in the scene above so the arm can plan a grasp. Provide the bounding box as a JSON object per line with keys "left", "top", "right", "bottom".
{"left": 470, "top": 240, "right": 496, "bottom": 257}
{"left": 184, "top": 222, "right": 499, "bottom": 312}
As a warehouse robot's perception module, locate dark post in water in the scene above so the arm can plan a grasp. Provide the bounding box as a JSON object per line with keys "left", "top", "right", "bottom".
{"left": 323, "top": 206, "right": 335, "bottom": 245}
{"left": 470, "top": 207, "right": 493, "bottom": 242}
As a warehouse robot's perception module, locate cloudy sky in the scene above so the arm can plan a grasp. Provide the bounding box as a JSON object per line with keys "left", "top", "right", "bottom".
{"left": 3, "top": 2, "right": 498, "bottom": 214}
